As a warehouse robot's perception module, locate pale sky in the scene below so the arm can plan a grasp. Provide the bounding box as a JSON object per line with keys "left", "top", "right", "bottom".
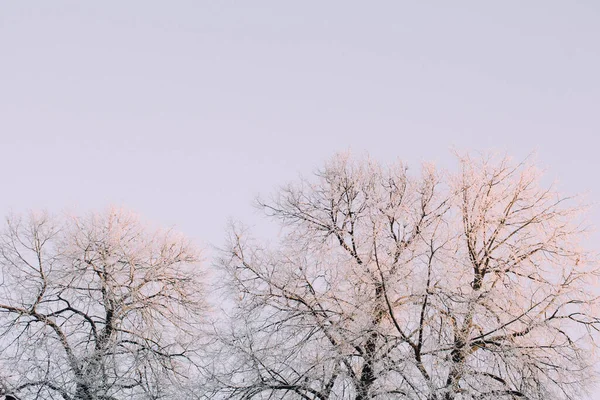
{"left": 1, "top": 2, "right": 600, "bottom": 394}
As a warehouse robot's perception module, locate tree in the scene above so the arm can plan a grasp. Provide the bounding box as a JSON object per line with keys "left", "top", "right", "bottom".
{"left": 0, "top": 208, "right": 205, "bottom": 400}
{"left": 207, "top": 153, "right": 599, "bottom": 400}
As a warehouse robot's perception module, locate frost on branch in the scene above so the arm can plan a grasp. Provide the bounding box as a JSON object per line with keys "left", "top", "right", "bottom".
{"left": 0, "top": 208, "right": 205, "bottom": 400}
{"left": 206, "top": 153, "right": 599, "bottom": 400}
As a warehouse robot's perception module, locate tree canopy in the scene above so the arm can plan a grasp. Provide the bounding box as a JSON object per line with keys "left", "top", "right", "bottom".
{"left": 0, "top": 208, "right": 205, "bottom": 400}
{"left": 204, "top": 153, "right": 599, "bottom": 400}
{"left": 0, "top": 153, "right": 598, "bottom": 400}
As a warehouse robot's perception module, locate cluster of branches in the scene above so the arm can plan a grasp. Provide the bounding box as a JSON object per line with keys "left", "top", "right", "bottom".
{"left": 0, "top": 153, "right": 598, "bottom": 400}
{"left": 202, "top": 153, "right": 600, "bottom": 400}
{"left": 0, "top": 209, "right": 205, "bottom": 400}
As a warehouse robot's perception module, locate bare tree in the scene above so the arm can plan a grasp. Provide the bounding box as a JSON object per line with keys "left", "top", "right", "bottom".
{"left": 0, "top": 208, "right": 205, "bottom": 400}
{"left": 207, "top": 153, "right": 599, "bottom": 400}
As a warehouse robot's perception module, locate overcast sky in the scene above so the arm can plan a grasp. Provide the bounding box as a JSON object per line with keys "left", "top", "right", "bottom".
{"left": 1, "top": 1, "right": 600, "bottom": 397}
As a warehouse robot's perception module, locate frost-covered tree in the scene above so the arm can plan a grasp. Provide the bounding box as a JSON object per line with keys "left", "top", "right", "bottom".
{"left": 0, "top": 208, "right": 205, "bottom": 400}
{"left": 206, "top": 153, "right": 599, "bottom": 400}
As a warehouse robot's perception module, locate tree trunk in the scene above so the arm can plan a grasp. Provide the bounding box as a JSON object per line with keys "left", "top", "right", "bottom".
{"left": 356, "top": 285, "right": 386, "bottom": 400}
{"left": 356, "top": 330, "right": 377, "bottom": 400}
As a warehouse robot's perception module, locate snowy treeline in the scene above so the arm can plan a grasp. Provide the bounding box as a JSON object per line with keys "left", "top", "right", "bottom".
{"left": 0, "top": 153, "right": 598, "bottom": 399}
